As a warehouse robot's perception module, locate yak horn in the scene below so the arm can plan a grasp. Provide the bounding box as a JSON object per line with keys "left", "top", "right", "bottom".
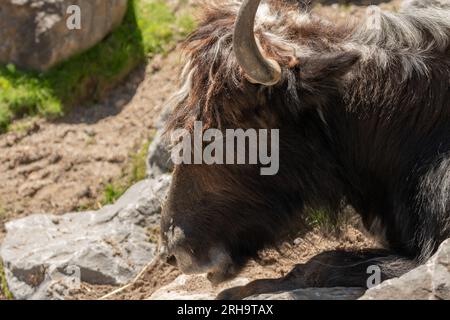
{"left": 233, "top": 0, "right": 281, "bottom": 86}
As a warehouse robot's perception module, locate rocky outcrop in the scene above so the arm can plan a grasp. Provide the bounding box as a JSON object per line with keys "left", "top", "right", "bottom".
{"left": 0, "top": 0, "right": 128, "bottom": 71}
{"left": 360, "top": 239, "right": 450, "bottom": 300}
{"left": 0, "top": 175, "right": 171, "bottom": 300}
{"left": 147, "top": 130, "right": 173, "bottom": 177}
{"left": 146, "top": 107, "right": 173, "bottom": 177}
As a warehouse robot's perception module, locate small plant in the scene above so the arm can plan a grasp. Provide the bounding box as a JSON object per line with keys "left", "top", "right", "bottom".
{"left": 305, "top": 206, "right": 354, "bottom": 235}
{"left": 100, "top": 133, "right": 155, "bottom": 206}
{"left": 306, "top": 208, "right": 338, "bottom": 234}
{"left": 340, "top": 3, "right": 353, "bottom": 12}
{"left": 0, "top": 259, "right": 13, "bottom": 300}
{"left": 7, "top": 118, "right": 39, "bottom": 134}
{"left": 0, "top": 203, "right": 8, "bottom": 222}
{"left": 130, "top": 139, "right": 152, "bottom": 183}
{"left": 0, "top": 205, "right": 4, "bottom": 218}
{"left": 103, "top": 183, "right": 128, "bottom": 206}
{"left": 147, "top": 225, "right": 161, "bottom": 244}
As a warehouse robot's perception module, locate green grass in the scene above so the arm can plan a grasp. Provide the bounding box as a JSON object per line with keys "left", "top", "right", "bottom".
{"left": 0, "top": 204, "right": 13, "bottom": 299}
{"left": 305, "top": 207, "right": 354, "bottom": 235}
{"left": 103, "top": 184, "right": 129, "bottom": 206}
{"left": 0, "top": 203, "right": 5, "bottom": 220}
{"left": 307, "top": 208, "right": 331, "bottom": 229}
{"left": 339, "top": 4, "right": 353, "bottom": 12}
{"left": 0, "top": 0, "right": 195, "bottom": 132}
{"left": 101, "top": 136, "right": 154, "bottom": 206}
{"left": 306, "top": 208, "right": 340, "bottom": 234}
{"left": 0, "top": 259, "right": 13, "bottom": 300}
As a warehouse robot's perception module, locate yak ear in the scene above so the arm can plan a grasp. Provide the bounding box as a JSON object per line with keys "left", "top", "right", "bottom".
{"left": 298, "top": 51, "right": 360, "bottom": 84}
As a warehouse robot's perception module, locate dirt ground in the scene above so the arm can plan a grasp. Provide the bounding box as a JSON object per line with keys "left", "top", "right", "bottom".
{"left": 0, "top": 0, "right": 402, "bottom": 300}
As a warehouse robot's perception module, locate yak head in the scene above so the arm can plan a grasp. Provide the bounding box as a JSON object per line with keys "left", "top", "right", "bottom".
{"left": 160, "top": 0, "right": 360, "bottom": 283}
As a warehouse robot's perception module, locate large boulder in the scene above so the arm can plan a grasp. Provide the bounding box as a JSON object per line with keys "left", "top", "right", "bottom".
{"left": 0, "top": 0, "right": 128, "bottom": 71}
{"left": 360, "top": 238, "right": 450, "bottom": 300}
{"left": 0, "top": 175, "right": 171, "bottom": 300}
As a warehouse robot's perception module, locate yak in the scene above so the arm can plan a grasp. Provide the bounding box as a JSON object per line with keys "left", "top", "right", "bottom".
{"left": 159, "top": 0, "right": 450, "bottom": 299}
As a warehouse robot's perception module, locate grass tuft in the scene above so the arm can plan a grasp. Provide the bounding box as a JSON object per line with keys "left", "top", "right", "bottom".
{"left": 305, "top": 207, "right": 342, "bottom": 234}
{"left": 305, "top": 205, "right": 357, "bottom": 236}
{"left": 0, "top": 259, "right": 13, "bottom": 300}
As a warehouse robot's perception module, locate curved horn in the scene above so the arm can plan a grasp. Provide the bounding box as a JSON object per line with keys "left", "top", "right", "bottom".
{"left": 233, "top": 0, "right": 281, "bottom": 86}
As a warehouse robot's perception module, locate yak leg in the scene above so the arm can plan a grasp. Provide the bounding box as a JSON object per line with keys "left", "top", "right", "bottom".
{"left": 217, "top": 249, "right": 417, "bottom": 300}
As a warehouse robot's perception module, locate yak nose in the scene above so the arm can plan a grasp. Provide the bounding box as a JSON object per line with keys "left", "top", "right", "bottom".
{"left": 160, "top": 243, "right": 178, "bottom": 267}
{"left": 166, "top": 255, "right": 178, "bottom": 267}
{"left": 162, "top": 225, "right": 186, "bottom": 267}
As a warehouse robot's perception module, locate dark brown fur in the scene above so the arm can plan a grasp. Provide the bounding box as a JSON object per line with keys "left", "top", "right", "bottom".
{"left": 161, "top": 0, "right": 450, "bottom": 297}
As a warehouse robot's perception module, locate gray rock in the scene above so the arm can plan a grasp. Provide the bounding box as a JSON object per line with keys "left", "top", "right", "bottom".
{"left": 0, "top": 0, "right": 128, "bottom": 71}
{"left": 147, "top": 130, "right": 174, "bottom": 177}
{"left": 0, "top": 175, "right": 171, "bottom": 300}
{"left": 147, "top": 107, "right": 174, "bottom": 177}
{"left": 246, "top": 288, "right": 366, "bottom": 300}
{"left": 361, "top": 238, "right": 450, "bottom": 300}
